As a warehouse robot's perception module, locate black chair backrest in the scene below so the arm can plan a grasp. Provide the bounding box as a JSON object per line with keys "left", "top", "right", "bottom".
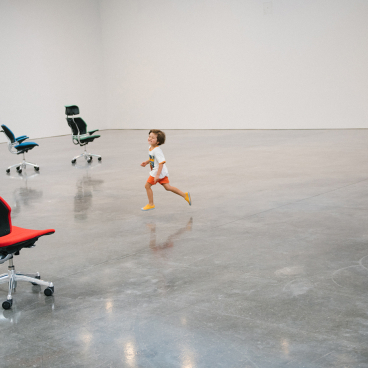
{"left": 65, "top": 105, "right": 79, "bottom": 116}
{"left": 74, "top": 118, "right": 87, "bottom": 135}
{"left": 0, "top": 197, "right": 12, "bottom": 237}
{"left": 1, "top": 125, "right": 15, "bottom": 143}
{"left": 67, "top": 117, "right": 87, "bottom": 135}
{"left": 67, "top": 118, "right": 79, "bottom": 135}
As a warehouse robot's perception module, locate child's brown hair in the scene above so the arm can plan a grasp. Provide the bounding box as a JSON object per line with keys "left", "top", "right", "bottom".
{"left": 149, "top": 129, "right": 166, "bottom": 145}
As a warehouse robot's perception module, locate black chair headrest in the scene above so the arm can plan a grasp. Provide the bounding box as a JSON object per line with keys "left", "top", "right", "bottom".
{"left": 65, "top": 105, "right": 79, "bottom": 116}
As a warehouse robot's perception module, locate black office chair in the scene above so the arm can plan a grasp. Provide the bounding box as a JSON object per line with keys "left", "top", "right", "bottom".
{"left": 1, "top": 125, "right": 40, "bottom": 174}
{"left": 65, "top": 105, "right": 101, "bottom": 164}
{"left": 0, "top": 196, "right": 55, "bottom": 309}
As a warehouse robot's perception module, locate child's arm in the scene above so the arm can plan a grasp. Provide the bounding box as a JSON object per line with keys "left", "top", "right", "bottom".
{"left": 141, "top": 160, "right": 150, "bottom": 167}
{"left": 154, "top": 163, "right": 164, "bottom": 183}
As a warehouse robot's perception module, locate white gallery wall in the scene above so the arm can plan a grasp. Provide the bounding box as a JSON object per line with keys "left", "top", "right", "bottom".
{"left": 100, "top": 0, "right": 368, "bottom": 130}
{"left": 0, "top": 0, "right": 104, "bottom": 142}
{"left": 0, "top": 0, "right": 367, "bottom": 141}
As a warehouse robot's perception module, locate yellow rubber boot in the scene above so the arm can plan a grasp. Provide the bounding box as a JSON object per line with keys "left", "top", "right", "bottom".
{"left": 141, "top": 204, "right": 155, "bottom": 211}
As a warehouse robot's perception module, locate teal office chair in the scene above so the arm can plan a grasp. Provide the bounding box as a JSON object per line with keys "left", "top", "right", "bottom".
{"left": 1, "top": 125, "right": 40, "bottom": 174}
{"left": 65, "top": 105, "right": 101, "bottom": 164}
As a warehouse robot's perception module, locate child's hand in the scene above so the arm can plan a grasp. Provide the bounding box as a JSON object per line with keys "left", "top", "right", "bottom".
{"left": 141, "top": 162, "right": 147, "bottom": 167}
{"left": 154, "top": 176, "right": 159, "bottom": 183}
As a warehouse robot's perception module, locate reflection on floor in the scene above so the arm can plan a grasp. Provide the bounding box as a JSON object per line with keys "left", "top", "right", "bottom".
{"left": 74, "top": 172, "right": 104, "bottom": 221}
{"left": 148, "top": 218, "right": 192, "bottom": 251}
{"left": 0, "top": 129, "right": 367, "bottom": 367}
{"left": 5, "top": 171, "right": 42, "bottom": 217}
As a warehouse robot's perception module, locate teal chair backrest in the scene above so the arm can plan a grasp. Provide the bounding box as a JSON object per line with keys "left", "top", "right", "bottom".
{"left": 1, "top": 125, "right": 15, "bottom": 143}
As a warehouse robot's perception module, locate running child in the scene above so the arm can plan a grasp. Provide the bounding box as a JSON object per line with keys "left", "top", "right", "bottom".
{"left": 140, "top": 129, "right": 191, "bottom": 211}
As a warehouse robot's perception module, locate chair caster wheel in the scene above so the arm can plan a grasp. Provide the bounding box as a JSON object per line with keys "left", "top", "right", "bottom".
{"left": 87, "top": 158, "right": 92, "bottom": 163}
{"left": 98, "top": 157, "right": 102, "bottom": 161}
{"left": 44, "top": 286, "right": 54, "bottom": 296}
{"left": 31, "top": 275, "right": 40, "bottom": 285}
{"left": 16, "top": 166, "right": 20, "bottom": 171}
{"left": 71, "top": 159, "right": 76, "bottom": 164}
{"left": 2, "top": 299, "right": 12, "bottom": 310}
{"left": 18, "top": 169, "right": 22, "bottom": 174}
{"left": 6, "top": 169, "right": 10, "bottom": 174}
{"left": 34, "top": 166, "right": 39, "bottom": 171}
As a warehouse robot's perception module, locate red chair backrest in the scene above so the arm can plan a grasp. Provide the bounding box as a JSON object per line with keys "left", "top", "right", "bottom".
{"left": 0, "top": 197, "right": 12, "bottom": 237}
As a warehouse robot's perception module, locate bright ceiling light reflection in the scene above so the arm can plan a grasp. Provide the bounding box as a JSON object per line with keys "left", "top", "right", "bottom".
{"left": 182, "top": 361, "right": 193, "bottom": 368}
{"left": 281, "top": 339, "right": 289, "bottom": 356}
{"left": 81, "top": 332, "right": 93, "bottom": 349}
{"left": 182, "top": 348, "right": 195, "bottom": 368}
{"left": 124, "top": 341, "right": 136, "bottom": 367}
{"left": 105, "top": 300, "right": 113, "bottom": 313}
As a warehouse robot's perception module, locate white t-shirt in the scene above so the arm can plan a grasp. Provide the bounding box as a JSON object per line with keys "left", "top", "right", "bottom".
{"left": 149, "top": 146, "right": 169, "bottom": 178}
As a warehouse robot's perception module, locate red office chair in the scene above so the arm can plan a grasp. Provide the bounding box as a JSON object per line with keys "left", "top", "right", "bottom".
{"left": 0, "top": 196, "right": 55, "bottom": 310}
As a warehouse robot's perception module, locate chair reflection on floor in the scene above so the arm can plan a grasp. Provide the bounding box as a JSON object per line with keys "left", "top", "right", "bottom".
{"left": 74, "top": 173, "right": 104, "bottom": 220}
{"left": 12, "top": 187, "right": 43, "bottom": 216}
{"left": 12, "top": 176, "right": 43, "bottom": 217}
{"left": 5, "top": 170, "right": 42, "bottom": 216}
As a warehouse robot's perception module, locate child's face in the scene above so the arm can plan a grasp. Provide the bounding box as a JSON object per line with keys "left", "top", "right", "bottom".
{"left": 148, "top": 132, "right": 158, "bottom": 146}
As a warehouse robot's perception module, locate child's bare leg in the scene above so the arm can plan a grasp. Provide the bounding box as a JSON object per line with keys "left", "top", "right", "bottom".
{"left": 162, "top": 183, "right": 185, "bottom": 198}
{"left": 145, "top": 182, "right": 154, "bottom": 205}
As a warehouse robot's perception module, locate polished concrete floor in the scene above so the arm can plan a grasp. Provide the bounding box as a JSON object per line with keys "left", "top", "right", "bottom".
{"left": 0, "top": 129, "right": 367, "bottom": 368}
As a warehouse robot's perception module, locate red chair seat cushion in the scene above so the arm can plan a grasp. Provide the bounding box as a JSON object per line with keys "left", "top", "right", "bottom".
{"left": 0, "top": 226, "right": 55, "bottom": 248}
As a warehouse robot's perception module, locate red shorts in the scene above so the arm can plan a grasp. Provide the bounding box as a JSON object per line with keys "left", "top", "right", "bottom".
{"left": 147, "top": 176, "right": 169, "bottom": 185}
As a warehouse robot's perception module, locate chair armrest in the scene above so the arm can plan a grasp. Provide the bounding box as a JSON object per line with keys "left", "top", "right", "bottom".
{"left": 15, "top": 135, "right": 29, "bottom": 143}
{"left": 88, "top": 129, "right": 99, "bottom": 135}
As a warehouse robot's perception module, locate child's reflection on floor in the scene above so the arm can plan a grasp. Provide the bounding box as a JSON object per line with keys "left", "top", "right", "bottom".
{"left": 147, "top": 217, "right": 193, "bottom": 252}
